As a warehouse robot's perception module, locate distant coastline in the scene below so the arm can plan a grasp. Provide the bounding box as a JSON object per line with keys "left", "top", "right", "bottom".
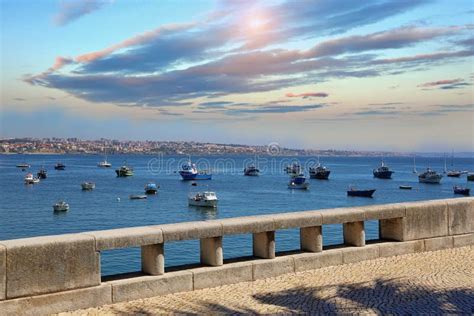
{"left": 1, "top": 137, "right": 473, "bottom": 158}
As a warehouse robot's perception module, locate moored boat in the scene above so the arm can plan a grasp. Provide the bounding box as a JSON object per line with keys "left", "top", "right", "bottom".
{"left": 24, "top": 173, "right": 40, "bottom": 184}
{"left": 445, "top": 150, "right": 461, "bottom": 177}
{"left": 244, "top": 165, "right": 260, "bottom": 176}
{"left": 81, "top": 182, "right": 95, "bottom": 190}
{"left": 144, "top": 182, "right": 159, "bottom": 194}
{"left": 53, "top": 201, "right": 69, "bottom": 212}
{"left": 97, "top": 159, "right": 112, "bottom": 168}
{"left": 373, "top": 160, "right": 394, "bottom": 179}
{"left": 16, "top": 162, "right": 30, "bottom": 169}
{"left": 468, "top": 173, "right": 474, "bottom": 181}
{"left": 130, "top": 194, "right": 147, "bottom": 200}
{"left": 453, "top": 186, "right": 470, "bottom": 196}
{"left": 418, "top": 168, "right": 442, "bottom": 184}
{"left": 285, "top": 162, "right": 303, "bottom": 177}
{"left": 37, "top": 168, "right": 47, "bottom": 179}
{"left": 179, "top": 160, "right": 212, "bottom": 180}
{"left": 116, "top": 165, "right": 133, "bottom": 177}
{"left": 399, "top": 185, "right": 412, "bottom": 190}
{"left": 288, "top": 173, "right": 310, "bottom": 189}
{"left": 54, "top": 163, "right": 66, "bottom": 170}
{"left": 309, "top": 157, "right": 330, "bottom": 180}
{"left": 188, "top": 191, "right": 218, "bottom": 207}
{"left": 347, "top": 187, "right": 376, "bottom": 197}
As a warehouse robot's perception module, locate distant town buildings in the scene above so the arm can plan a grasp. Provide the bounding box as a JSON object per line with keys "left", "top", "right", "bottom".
{"left": 0, "top": 137, "right": 405, "bottom": 156}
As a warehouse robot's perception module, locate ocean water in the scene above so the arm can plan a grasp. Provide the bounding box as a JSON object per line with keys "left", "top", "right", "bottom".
{"left": 1, "top": 154, "right": 472, "bottom": 276}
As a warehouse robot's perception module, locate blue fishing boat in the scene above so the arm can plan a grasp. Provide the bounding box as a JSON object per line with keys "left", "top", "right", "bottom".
{"left": 288, "top": 173, "right": 310, "bottom": 189}
{"left": 179, "top": 160, "right": 212, "bottom": 180}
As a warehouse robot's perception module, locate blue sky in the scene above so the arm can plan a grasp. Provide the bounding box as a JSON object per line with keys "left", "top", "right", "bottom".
{"left": 1, "top": 0, "right": 473, "bottom": 152}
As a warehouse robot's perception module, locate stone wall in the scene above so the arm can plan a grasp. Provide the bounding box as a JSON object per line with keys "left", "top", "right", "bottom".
{"left": 0, "top": 197, "right": 473, "bottom": 315}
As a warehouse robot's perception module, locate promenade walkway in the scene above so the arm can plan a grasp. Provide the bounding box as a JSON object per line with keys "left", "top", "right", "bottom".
{"left": 62, "top": 246, "right": 474, "bottom": 315}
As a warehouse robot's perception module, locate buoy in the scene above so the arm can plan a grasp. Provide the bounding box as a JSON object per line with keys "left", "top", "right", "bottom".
{"left": 117, "top": 197, "right": 121, "bottom": 202}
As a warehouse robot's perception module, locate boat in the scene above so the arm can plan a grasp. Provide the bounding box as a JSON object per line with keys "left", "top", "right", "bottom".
{"left": 244, "top": 165, "right": 260, "bottom": 176}
{"left": 116, "top": 165, "right": 133, "bottom": 177}
{"left": 418, "top": 168, "right": 442, "bottom": 184}
{"left": 399, "top": 185, "right": 412, "bottom": 190}
{"left": 309, "top": 157, "right": 330, "bottom": 179}
{"left": 468, "top": 173, "right": 474, "bottom": 181}
{"left": 37, "top": 168, "right": 47, "bottom": 179}
{"left": 453, "top": 186, "right": 470, "bottom": 196}
{"left": 285, "top": 162, "right": 303, "bottom": 177}
{"left": 288, "top": 173, "right": 310, "bottom": 189}
{"left": 130, "top": 194, "right": 147, "bottom": 200}
{"left": 445, "top": 150, "right": 461, "bottom": 177}
{"left": 97, "top": 159, "right": 112, "bottom": 168}
{"left": 81, "top": 182, "right": 95, "bottom": 190}
{"left": 188, "top": 191, "right": 218, "bottom": 207}
{"left": 347, "top": 187, "right": 376, "bottom": 197}
{"left": 373, "top": 160, "right": 394, "bottom": 179}
{"left": 179, "top": 160, "right": 212, "bottom": 180}
{"left": 53, "top": 201, "right": 69, "bottom": 212}
{"left": 54, "top": 163, "right": 66, "bottom": 170}
{"left": 144, "top": 182, "right": 159, "bottom": 194}
{"left": 24, "top": 173, "right": 40, "bottom": 184}
{"left": 16, "top": 163, "right": 30, "bottom": 169}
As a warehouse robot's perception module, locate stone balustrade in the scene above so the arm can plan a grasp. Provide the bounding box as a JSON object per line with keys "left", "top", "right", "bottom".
{"left": 0, "top": 197, "right": 473, "bottom": 315}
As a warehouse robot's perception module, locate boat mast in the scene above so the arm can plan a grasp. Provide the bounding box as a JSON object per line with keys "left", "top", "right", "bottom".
{"left": 443, "top": 153, "right": 447, "bottom": 173}
{"left": 413, "top": 156, "right": 417, "bottom": 173}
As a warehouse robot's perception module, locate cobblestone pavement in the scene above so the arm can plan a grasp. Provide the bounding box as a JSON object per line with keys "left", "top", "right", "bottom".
{"left": 63, "top": 246, "right": 474, "bottom": 315}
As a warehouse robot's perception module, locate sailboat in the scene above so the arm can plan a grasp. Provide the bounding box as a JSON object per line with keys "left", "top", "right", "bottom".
{"left": 412, "top": 156, "right": 418, "bottom": 174}
{"left": 446, "top": 150, "right": 461, "bottom": 177}
{"left": 98, "top": 151, "right": 112, "bottom": 168}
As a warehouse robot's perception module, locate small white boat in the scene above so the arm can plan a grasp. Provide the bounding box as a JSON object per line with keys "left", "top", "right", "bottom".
{"left": 97, "top": 159, "right": 112, "bottom": 168}
{"left": 188, "top": 191, "right": 218, "bottom": 207}
{"left": 24, "top": 173, "right": 40, "bottom": 184}
{"left": 81, "top": 182, "right": 95, "bottom": 190}
{"left": 130, "top": 194, "right": 147, "bottom": 200}
{"left": 53, "top": 201, "right": 69, "bottom": 212}
{"left": 16, "top": 162, "right": 30, "bottom": 169}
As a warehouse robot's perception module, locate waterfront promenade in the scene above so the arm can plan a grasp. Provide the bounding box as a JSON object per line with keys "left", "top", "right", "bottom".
{"left": 63, "top": 246, "right": 474, "bottom": 314}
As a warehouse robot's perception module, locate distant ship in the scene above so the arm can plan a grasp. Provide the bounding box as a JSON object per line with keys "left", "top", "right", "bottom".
{"left": 244, "top": 165, "right": 260, "bottom": 176}
{"left": 309, "top": 157, "right": 330, "bottom": 179}
{"left": 444, "top": 151, "right": 461, "bottom": 177}
{"left": 97, "top": 158, "right": 112, "bottom": 168}
{"left": 373, "top": 160, "right": 394, "bottom": 179}
{"left": 288, "top": 173, "right": 310, "bottom": 189}
{"left": 418, "top": 168, "right": 442, "bottom": 184}
{"left": 285, "top": 162, "right": 303, "bottom": 177}
{"left": 37, "top": 167, "right": 47, "bottom": 179}
{"left": 453, "top": 186, "right": 470, "bottom": 196}
{"left": 347, "top": 187, "right": 376, "bottom": 198}
{"left": 116, "top": 165, "right": 133, "bottom": 177}
{"left": 54, "top": 163, "right": 66, "bottom": 170}
{"left": 144, "top": 182, "right": 159, "bottom": 194}
{"left": 179, "top": 160, "right": 212, "bottom": 180}
{"left": 188, "top": 191, "right": 218, "bottom": 207}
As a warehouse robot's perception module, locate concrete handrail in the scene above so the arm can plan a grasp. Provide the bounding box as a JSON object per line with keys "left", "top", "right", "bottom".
{"left": 0, "top": 197, "right": 473, "bottom": 302}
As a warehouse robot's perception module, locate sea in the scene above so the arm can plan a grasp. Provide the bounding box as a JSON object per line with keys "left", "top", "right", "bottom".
{"left": 0, "top": 154, "right": 472, "bottom": 276}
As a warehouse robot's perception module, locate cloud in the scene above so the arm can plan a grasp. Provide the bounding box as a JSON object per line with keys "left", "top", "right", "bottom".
{"left": 54, "top": 0, "right": 111, "bottom": 26}
{"left": 199, "top": 101, "right": 235, "bottom": 108}
{"left": 25, "top": 1, "right": 473, "bottom": 113}
{"left": 417, "top": 78, "right": 472, "bottom": 90}
{"left": 286, "top": 92, "right": 329, "bottom": 98}
{"left": 418, "top": 78, "right": 463, "bottom": 87}
{"left": 226, "top": 104, "right": 326, "bottom": 116}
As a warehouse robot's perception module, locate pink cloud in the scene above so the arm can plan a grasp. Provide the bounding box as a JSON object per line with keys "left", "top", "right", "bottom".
{"left": 418, "top": 78, "right": 463, "bottom": 87}
{"left": 286, "top": 92, "right": 329, "bottom": 98}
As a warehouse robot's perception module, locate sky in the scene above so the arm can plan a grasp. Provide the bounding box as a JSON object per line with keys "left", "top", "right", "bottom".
{"left": 0, "top": 0, "right": 473, "bottom": 152}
